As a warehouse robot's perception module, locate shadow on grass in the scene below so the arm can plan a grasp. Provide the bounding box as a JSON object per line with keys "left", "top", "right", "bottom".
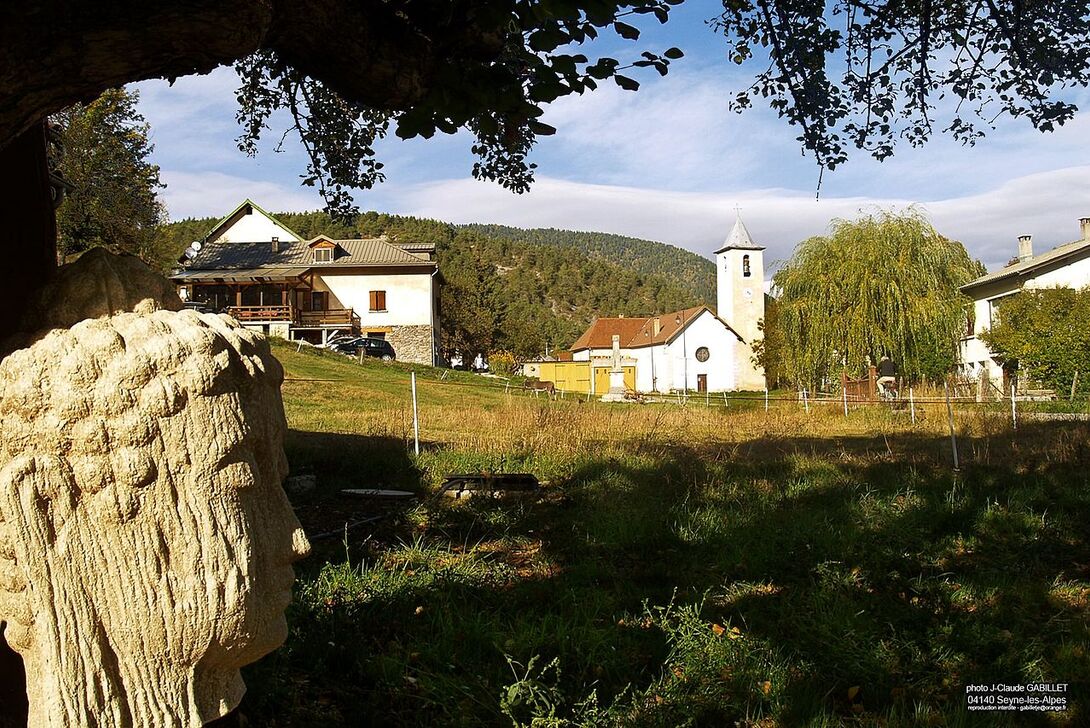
{"left": 229, "top": 420, "right": 1090, "bottom": 727}
{"left": 2, "top": 421, "right": 1072, "bottom": 728}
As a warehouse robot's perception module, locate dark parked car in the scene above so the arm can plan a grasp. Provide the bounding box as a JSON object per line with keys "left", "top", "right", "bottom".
{"left": 332, "top": 337, "right": 396, "bottom": 361}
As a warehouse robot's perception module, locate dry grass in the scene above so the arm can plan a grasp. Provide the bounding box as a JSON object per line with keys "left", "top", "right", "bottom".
{"left": 231, "top": 342, "right": 1090, "bottom": 728}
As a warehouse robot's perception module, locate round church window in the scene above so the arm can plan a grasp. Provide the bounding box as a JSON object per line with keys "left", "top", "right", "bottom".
{"left": 695, "top": 347, "right": 710, "bottom": 362}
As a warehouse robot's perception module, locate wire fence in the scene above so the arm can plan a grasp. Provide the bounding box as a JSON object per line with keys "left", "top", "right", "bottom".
{"left": 284, "top": 353, "right": 1090, "bottom": 477}
{"left": 285, "top": 355, "right": 1090, "bottom": 418}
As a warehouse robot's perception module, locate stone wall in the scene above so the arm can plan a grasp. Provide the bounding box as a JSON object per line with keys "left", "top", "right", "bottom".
{"left": 388, "top": 324, "right": 434, "bottom": 365}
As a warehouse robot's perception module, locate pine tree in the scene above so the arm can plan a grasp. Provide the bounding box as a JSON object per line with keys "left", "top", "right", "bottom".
{"left": 53, "top": 88, "right": 170, "bottom": 268}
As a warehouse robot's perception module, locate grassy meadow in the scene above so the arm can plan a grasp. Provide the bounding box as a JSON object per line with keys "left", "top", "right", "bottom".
{"left": 226, "top": 341, "right": 1090, "bottom": 726}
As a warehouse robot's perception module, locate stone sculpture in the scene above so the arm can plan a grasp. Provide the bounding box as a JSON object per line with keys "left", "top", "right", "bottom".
{"left": 0, "top": 249, "right": 310, "bottom": 726}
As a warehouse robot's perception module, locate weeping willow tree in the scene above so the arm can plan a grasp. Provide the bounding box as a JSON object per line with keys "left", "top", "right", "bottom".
{"left": 772, "top": 210, "right": 984, "bottom": 388}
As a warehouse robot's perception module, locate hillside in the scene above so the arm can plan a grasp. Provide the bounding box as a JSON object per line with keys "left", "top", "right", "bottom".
{"left": 162, "top": 211, "right": 712, "bottom": 358}
{"left": 462, "top": 223, "right": 716, "bottom": 305}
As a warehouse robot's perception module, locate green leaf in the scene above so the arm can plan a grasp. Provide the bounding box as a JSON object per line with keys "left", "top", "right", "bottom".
{"left": 613, "top": 21, "right": 640, "bottom": 40}
{"left": 528, "top": 120, "right": 557, "bottom": 136}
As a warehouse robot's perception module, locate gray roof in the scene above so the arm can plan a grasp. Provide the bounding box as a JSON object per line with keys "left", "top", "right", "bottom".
{"left": 714, "top": 214, "right": 763, "bottom": 253}
{"left": 962, "top": 236, "right": 1090, "bottom": 292}
{"left": 180, "top": 236, "right": 435, "bottom": 272}
{"left": 173, "top": 267, "right": 310, "bottom": 282}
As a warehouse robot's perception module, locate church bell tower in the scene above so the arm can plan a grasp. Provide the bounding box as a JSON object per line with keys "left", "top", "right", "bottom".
{"left": 715, "top": 213, "right": 766, "bottom": 390}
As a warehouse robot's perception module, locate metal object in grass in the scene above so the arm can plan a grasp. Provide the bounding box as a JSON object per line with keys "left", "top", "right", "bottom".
{"left": 439, "top": 473, "right": 540, "bottom": 499}
{"left": 341, "top": 489, "right": 416, "bottom": 498}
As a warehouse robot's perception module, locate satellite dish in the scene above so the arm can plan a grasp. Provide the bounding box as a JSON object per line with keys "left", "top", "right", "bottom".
{"left": 190, "top": 240, "right": 202, "bottom": 251}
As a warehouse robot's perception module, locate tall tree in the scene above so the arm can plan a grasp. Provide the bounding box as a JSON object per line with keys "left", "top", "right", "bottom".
{"left": 772, "top": 209, "right": 984, "bottom": 387}
{"left": 52, "top": 89, "right": 170, "bottom": 268}
{"left": 439, "top": 231, "right": 506, "bottom": 359}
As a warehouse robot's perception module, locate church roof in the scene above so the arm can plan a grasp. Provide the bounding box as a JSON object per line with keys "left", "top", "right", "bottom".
{"left": 714, "top": 214, "right": 764, "bottom": 253}
{"left": 570, "top": 305, "right": 742, "bottom": 351}
{"left": 569, "top": 317, "right": 649, "bottom": 352}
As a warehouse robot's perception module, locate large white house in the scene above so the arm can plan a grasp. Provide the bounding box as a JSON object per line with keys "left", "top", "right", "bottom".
{"left": 569, "top": 215, "right": 767, "bottom": 393}
{"left": 171, "top": 200, "right": 441, "bottom": 365}
{"left": 959, "top": 216, "right": 1090, "bottom": 385}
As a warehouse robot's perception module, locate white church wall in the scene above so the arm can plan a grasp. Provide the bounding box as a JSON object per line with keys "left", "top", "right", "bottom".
{"left": 663, "top": 310, "right": 738, "bottom": 392}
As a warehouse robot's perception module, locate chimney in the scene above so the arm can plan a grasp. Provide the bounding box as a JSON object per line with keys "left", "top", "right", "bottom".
{"left": 271, "top": 236, "right": 279, "bottom": 253}
{"left": 1017, "top": 234, "right": 1033, "bottom": 263}
{"left": 1081, "top": 217, "right": 1090, "bottom": 241}
{"left": 652, "top": 317, "right": 661, "bottom": 337}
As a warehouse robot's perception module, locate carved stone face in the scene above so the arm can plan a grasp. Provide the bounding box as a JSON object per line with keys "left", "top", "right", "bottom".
{"left": 0, "top": 308, "right": 311, "bottom": 726}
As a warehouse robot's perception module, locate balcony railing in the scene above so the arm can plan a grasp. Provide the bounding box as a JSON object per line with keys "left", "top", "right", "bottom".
{"left": 225, "top": 305, "right": 360, "bottom": 330}
{"left": 227, "top": 305, "right": 293, "bottom": 321}
{"left": 297, "top": 308, "right": 361, "bottom": 328}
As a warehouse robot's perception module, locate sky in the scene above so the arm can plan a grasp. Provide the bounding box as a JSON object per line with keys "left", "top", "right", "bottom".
{"left": 132, "top": 3, "right": 1090, "bottom": 276}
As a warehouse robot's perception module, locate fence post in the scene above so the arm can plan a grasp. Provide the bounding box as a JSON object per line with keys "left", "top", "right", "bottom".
{"left": 1011, "top": 383, "right": 1017, "bottom": 431}
{"left": 410, "top": 371, "right": 420, "bottom": 456}
{"left": 803, "top": 388, "right": 810, "bottom": 415}
{"left": 1071, "top": 370, "right": 1079, "bottom": 401}
{"left": 842, "top": 383, "right": 848, "bottom": 417}
{"left": 909, "top": 387, "right": 916, "bottom": 425}
{"left": 764, "top": 387, "right": 769, "bottom": 413}
{"left": 944, "top": 382, "right": 960, "bottom": 471}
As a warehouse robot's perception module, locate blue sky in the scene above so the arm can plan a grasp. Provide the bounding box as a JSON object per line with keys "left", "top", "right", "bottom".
{"left": 133, "top": 3, "right": 1090, "bottom": 275}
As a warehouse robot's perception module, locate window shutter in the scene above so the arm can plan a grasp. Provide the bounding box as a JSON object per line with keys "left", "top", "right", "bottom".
{"left": 369, "top": 291, "right": 378, "bottom": 311}
{"left": 377, "top": 291, "right": 386, "bottom": 311}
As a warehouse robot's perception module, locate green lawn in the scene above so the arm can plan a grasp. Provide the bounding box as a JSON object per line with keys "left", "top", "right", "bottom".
{"left": 228, "top": 342, "right": 1089, "bottom": 727}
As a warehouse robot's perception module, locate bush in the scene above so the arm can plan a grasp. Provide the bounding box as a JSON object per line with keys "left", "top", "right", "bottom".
{"left": 980, "top": 286, "right": 1090, "bottom": 391}
{"left": 489, "top": 350, "right": 518, "bottom": 377}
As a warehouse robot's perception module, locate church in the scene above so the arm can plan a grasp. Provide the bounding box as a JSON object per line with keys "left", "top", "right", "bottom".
{"left": 568, "top": 215, "right": 767, "bottom": 393}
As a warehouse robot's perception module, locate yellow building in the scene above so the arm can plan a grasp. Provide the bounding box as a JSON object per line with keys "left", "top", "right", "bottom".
{"left": 532, "top": 360, "right": 635, "bottom": 394}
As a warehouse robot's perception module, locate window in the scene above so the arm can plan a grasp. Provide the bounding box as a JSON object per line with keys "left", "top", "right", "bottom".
{"left": 742, "top": 255, "right": 751, "bottom": 278}
{"left": 369, "top": 290, "right": 387, "bottom": 311}
{"left": 313, "top": 247, "right": 333, "bottom": 263}
{"left": 311, "top": 291, "right": 327, "bottom": 311}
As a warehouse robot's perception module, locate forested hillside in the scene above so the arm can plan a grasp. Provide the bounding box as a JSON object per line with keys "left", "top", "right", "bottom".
{"left": 463, "top": 223, "right": 716, "bottom": 305}
{"left": 162, "top": 211, "right": 710, "bottom": 358}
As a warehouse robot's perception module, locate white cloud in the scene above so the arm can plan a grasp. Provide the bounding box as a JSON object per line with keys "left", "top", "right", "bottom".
{"left": 140, "top": 61, "right": 1090, "bottom": 278}
{"left": 161, "top": 171, "right": 323, "bottom": 220}
{"left": 378, "top": 166, "right": 1090, "bottom": 273}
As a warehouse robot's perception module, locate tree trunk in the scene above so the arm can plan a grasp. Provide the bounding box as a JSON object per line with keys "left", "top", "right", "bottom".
{"left": 0, "top": 122, "right": 57, "bottom": 340}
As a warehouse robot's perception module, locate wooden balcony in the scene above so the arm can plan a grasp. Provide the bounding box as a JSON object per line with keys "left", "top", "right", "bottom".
{"left": 297, "top": 308, "right": 361, "bottom": 328}
{"left": 227, "top": 305, "right": 293, "bottom": 321}
{"left": 225, "top": 305, "right": 360, "bottom": 331}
